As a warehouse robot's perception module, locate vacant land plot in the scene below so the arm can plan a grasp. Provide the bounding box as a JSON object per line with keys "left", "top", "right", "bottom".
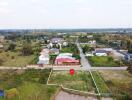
{"left": 0, "top": 51, "right": 35, "bottom": 67}
{"left": 99, "top": 70, "right": 132, "bottom": 99}
{"left": 49, "top": 71, "right": 95, "bottom": 92}
{"left": 87, "top": 56, "right": 122, "bottom": 67}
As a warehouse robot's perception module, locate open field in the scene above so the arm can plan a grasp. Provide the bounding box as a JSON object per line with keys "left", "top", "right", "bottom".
{"left": 49, "top": 71, "right": 95, "bottom": 92}
{"left": 99, "top": 70, "right": 132, "bottom": 99}
{"left": 0, "top": 51, "right": 35, "bottom": 67}
{"left": 0, "top": 69, "right": 58, "bottom": 100}
{"left": 87, "top": 56, "right": 123, "bottom": 67}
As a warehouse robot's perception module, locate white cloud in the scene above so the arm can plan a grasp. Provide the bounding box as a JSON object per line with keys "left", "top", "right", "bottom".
{"left": 0, "top": 0, "right": 8, "bottom": 6}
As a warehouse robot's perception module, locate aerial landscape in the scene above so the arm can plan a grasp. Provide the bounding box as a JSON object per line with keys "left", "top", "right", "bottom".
{"left": 0, "top": 0, "right": 132, "bottom": 100}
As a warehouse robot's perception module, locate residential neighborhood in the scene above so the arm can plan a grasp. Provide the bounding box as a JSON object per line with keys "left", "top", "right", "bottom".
{"left": 0, "top": 31, "right": 132, "bottom": 100}
{"left": 0, "top": 0, "right": 132, "bottom": 99}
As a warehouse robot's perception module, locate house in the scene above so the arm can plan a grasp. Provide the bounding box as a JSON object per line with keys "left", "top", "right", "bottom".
{"left": 87, "top": 35, "right": 93, "bottom": 38}
{"left": 94, "top": 50, "right": 108, "bottom": 56}
{"left": 55, "top": 53, "right": 79, "bottom": 65}
{"left": 124, "top": 53, "right": 132, "bottom": 62}
{"left": 49, "top": 48, "right": 59, "bottom": 55}
{"left": 85, "top": 52, "right": 94, "bottom": 56}
{"left": 51, "top": 38, "right": 64, "bottom": 44}
{"left": 95, "top": 48, "right": 113, "bottom": 55}
{"left": 37, "top": 49, "right": 49, "bottom": 65}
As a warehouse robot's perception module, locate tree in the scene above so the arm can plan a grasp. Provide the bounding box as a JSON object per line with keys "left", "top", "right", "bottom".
{"left": 21, "top": 43, "right": 33, "bottom": 56}
{"left": 8, "top": 43, "right": 16, "bottom": 51}
{"left": 82, "top": 45, "right": 90, "bottom": 53}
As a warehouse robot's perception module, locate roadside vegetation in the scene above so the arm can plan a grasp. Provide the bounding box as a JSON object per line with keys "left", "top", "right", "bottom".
{"left": 92, "top": 71, "right": 110, "bottom": 94}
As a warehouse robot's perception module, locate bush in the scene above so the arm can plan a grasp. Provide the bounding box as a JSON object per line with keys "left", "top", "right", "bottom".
{"left": 11, "top": 56, "right": 15, "bottom": 59}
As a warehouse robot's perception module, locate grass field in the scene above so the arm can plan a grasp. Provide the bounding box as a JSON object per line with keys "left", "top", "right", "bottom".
{"left": 0, "top": 51, "right": 35, "bottom": 67}
{"left": 49, "top": 71, "right": 95, "bottom": 92}
{"left": 87, "top": 56, "right": 122, "bottom": 67}
{"left": 92, "top": 71, "right": 110, "bottom": 93}
{"left": 0, "top": 69, "right": 58, "bottom": 100}
{"left": 99, "top": 70, "right": 132, "bottom": 99}
{"left": 17, "top": 82, "right": 58, "bottom": 100}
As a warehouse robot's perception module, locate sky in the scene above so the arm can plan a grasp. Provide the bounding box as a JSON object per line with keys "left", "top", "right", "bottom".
{"left": 0, "top": 0, "right": 132, "bottom": 29}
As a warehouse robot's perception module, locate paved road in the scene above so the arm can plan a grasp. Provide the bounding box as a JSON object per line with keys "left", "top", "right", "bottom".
{"left": 91, "top": 67, "right": 127, "bottom": 70}
{"left": 0, "top": 66, "right": 127, "bottom": 71}
{"left": 76, "top": 42, "right": 92, "bottom": 70}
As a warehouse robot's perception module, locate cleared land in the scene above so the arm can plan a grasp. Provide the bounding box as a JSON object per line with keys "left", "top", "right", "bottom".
{"left": 49, "top": 71, "right": 95, "bottom": 92}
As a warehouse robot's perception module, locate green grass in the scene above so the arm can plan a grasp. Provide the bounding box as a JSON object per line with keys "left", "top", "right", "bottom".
{"left": 0, "top": 51, "right": 36, "bottom": 67}
{"left": 0, "top": 97, "right": 4, "bottom": 100}
{"left": 60, "top": 44, "right": 79, "bottom": 54}
{"left": 87, "top": 56, "right": 122, "bottom": 67}
{"left": 0, "top": 69, "right": 58, "bottom": 100}
{"left": 92, "top": 71, "right": 110, "bottom": 93}
{"left": 49, "top": 71, "right": 95, "bottom": 92}
{"left": 17, "top": 82, "right": 57, "bottom": 100}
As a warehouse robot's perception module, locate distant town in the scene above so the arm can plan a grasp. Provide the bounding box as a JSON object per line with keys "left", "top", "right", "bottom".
{"left": 0, "top": 30, "right": 132, "bottom": 100}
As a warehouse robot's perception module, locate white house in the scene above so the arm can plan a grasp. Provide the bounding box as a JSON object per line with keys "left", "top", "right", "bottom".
{"left": 85, "top": 52, "right": 94, "bottom": 56}
{"left": 37, "top": 49, "right": 50, "bottom": 65}
{"left": 94, "top": 50, "right": 108, "bottom": 56}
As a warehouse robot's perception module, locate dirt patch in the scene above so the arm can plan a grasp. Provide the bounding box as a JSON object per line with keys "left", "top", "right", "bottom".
{"left": 54, "top": 91, "right": 98, "bottom": 100}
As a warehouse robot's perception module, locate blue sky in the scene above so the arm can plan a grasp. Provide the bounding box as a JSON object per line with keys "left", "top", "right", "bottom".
{"left": 0, "top": 0, "right": 132, "bottom": 29}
